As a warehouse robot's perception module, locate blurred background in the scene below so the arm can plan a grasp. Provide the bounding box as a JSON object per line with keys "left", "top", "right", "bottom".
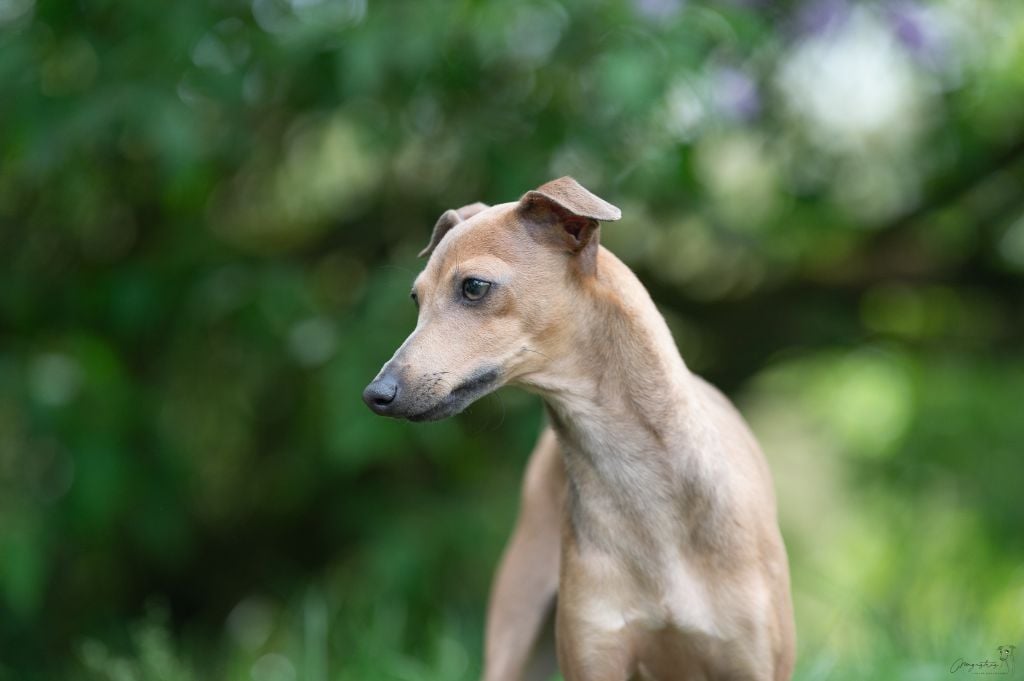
{"left": 2, "top": 0, "right": 1023, "bottom": 678}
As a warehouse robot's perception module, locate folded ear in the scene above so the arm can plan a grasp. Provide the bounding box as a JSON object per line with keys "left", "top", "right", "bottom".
{"left": 418, "top": 202, "right": 490, "bottom": 258}
{"left": 517, "top": 177, "right": 621, "bottom": 255}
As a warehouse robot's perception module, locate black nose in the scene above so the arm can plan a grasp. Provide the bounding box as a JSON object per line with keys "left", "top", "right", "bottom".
{"left": 363, "top": 373, "right": 399, "bottom": 414}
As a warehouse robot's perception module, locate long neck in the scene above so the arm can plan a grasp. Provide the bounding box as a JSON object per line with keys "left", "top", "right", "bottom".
{"left": 521, "top": 249, "right": 734, "bottom": 563}
{"left": 528, "top": 247, "right": 697, "bottom": 449}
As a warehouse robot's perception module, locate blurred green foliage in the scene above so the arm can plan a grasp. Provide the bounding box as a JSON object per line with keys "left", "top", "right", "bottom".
{"left": 1, "top": 0, "right": 1023, "bottom": 678}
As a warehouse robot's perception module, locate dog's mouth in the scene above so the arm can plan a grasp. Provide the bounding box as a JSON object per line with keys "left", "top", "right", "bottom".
{"left": 407, "top": 366, "right": 502, "bottom": 422}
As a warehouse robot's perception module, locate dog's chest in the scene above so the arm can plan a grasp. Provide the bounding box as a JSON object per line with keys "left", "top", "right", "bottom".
{"left": 557, "top": 422, "right": 696, "bottom": 557}
{"left": 573, "top": 549, "right": 718, "bottom": 638}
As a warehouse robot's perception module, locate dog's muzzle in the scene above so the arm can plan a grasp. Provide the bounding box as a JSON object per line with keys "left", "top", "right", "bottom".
{"left": 362, "top": 366, "right": 501, "bottom": 421}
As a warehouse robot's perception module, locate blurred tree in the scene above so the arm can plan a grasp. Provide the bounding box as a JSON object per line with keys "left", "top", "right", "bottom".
{"left": 0, "top": 0, "right": 1022, "bottom": 678}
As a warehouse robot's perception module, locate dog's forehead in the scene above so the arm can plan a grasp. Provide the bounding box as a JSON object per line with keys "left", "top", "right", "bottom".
{"left": 421, "top": 202, "right": 524, "bottom": 276}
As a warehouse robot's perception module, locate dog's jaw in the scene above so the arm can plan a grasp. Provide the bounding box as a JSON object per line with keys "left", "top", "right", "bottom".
{"left": 406, "top": 366, "right": 502, "bottom": 422}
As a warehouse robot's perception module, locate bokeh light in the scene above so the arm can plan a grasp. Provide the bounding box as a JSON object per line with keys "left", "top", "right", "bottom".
{"left": 1, "top": 0, "right": 1022, "bottom": 679}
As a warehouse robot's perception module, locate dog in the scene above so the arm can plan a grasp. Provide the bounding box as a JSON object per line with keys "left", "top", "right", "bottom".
{"left": 363, "top": 177, "right": 795, "bottom": 680}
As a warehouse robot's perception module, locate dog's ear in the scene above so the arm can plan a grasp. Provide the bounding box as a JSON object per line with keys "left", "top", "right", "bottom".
{"left": 518, "top": 177, "right": 621, "bottom": 256}
{"left": 418, "top": 202, "right": 490, "bottom": 258}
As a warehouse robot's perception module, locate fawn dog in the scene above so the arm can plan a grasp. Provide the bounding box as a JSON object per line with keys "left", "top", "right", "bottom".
{"left": 363, "top": 177, "right": 795, "bottom": 681}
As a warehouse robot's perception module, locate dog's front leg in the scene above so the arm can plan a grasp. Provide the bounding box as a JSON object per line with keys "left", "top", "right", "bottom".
{"left": 554, "top": 554, "right": 636, "bottom": 681}
{"left": 482, "top": 427, "right": 565, "bottom": 681}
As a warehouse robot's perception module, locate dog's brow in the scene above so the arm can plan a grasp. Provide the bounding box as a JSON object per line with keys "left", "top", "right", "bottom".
{"left": 446, "top": 256, "right": 512, "bottom": 283}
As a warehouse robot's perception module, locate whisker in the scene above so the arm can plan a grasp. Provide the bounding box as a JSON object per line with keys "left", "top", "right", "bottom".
{"left": 522, "top": 346, "right": 551, "bottom": 360}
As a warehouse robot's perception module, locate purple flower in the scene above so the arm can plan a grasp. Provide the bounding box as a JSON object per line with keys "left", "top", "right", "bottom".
{"left": 884, "top": 0, "right": 949, "bottom": 68}
{"left": 713, "top": 67, "right": 761, "bottom": 122}
{"left": 889, "top": 5, "right": 927, "bottom": 51}
{"left": 795, "top": 0, "right": 851, "bottom": 36}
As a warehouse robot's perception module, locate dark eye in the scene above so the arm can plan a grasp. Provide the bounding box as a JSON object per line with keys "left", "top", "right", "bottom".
{"left": 410, "top": 290, "right": 419, "bottom": 307}
{"left": 461, "top": 278, "right": 491, "bottom": 301}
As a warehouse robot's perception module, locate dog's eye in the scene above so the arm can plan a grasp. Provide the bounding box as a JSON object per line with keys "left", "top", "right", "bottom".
{"left": 410, "top": 290, "right": 419, "bottom": 307}
{"left": 462, "top": 278, "right": 491, "bottom": 301}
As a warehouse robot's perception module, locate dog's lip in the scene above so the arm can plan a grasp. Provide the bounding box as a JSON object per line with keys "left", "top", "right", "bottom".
{"left": 407, "top": 367, "right": 501, "bottom": 422}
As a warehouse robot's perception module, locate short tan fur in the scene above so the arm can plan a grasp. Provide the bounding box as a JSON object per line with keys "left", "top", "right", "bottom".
{"left": 363, "top": 177, "right": 795, "bottom": 681}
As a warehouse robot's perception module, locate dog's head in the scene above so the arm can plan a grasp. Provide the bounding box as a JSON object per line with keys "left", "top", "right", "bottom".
{"left": 362, "top": 177, "right": 621, "bottom": 421}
